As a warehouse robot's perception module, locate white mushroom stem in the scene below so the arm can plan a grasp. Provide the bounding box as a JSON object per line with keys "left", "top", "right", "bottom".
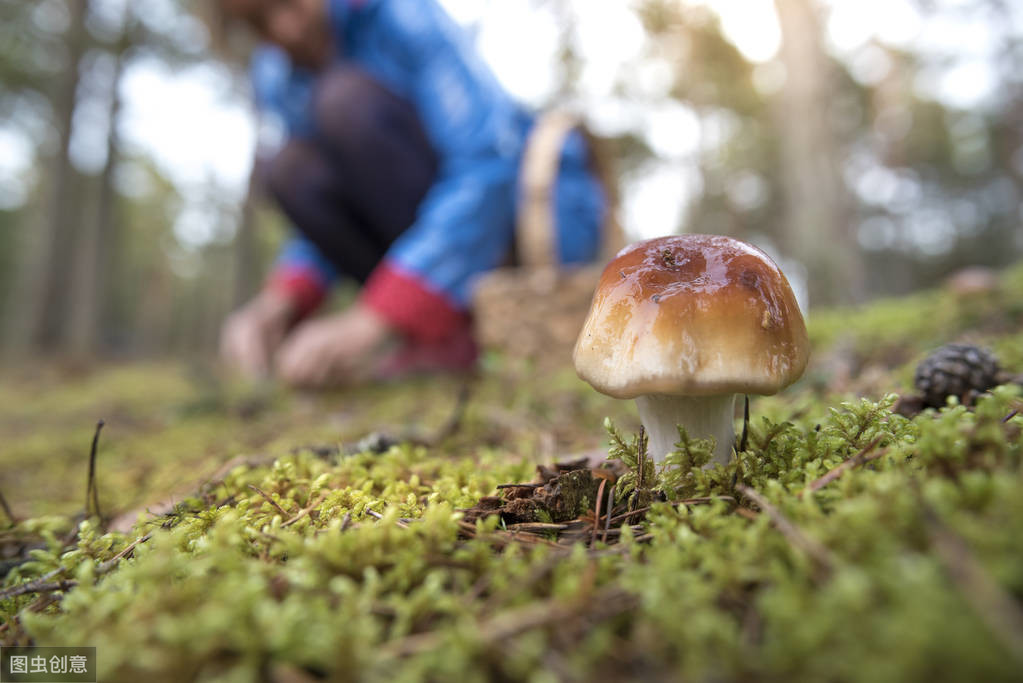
{"left": 634, "top": 393, "right": 737, "bottom": 466}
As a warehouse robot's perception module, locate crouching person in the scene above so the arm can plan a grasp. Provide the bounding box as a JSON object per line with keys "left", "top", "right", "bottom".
{"left": 218, "top": 0, "right": 606, "bottom": 388}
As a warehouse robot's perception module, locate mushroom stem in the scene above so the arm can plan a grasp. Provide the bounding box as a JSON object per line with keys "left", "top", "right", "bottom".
{"left": 634, "top": 393, "right": 737, "bottom": 465}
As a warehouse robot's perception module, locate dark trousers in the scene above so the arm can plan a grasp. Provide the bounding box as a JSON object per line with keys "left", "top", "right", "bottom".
{"left": 266, "top": 67, "right": 438, "bottom": 282}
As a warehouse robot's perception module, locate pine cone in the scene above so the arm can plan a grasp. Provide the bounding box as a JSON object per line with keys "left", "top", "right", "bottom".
{"left": 914, "top": 344, "right": 1002, "bottom": 408}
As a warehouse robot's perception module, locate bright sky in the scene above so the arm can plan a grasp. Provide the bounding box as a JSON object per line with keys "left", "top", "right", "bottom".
{"left": 0, "top": 0, "right": 1008, "bottom": 249}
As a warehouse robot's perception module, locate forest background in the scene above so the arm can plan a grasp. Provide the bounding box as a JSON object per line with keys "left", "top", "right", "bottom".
{"left": 1, "top": 0, "right": 1021, "bottom": 358}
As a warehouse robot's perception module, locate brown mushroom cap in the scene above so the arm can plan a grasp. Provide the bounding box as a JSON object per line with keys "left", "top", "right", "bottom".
{"left": 573, "top": 234, "right": 809, "bottom": 399}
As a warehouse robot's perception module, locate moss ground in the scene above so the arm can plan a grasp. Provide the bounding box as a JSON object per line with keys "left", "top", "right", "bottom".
{"left": 2, "top": 264, "right": 1022, "bottom": 682}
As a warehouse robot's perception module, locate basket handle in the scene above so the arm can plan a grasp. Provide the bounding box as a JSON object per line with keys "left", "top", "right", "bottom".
{"left": 516, "top": 111, "right": 624, "bottom": 268}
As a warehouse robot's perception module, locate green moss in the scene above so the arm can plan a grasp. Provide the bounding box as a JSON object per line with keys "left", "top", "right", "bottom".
{"left": 2, "top": 265, "right": 1022, "bottom": 681}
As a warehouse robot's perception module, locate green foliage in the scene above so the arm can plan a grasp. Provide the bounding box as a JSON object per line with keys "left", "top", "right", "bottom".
{"left": 605, "top": 416, "right": 655, "bottom": 510}
{"left": 656, "top": 426, "right": 715, "bottom": 501}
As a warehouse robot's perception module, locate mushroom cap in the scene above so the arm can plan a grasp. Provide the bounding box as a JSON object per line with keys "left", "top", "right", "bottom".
{"left": 573, "top": 234, "right": 809, "bottom": 399}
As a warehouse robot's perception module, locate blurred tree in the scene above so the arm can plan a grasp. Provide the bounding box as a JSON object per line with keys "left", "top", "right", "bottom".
{"left": 637, "top": 3, "right": 787, "bottom": 252}
{"left": 0, "top": 0, "right": 267, "bottom": 358}
{"left": 68, "top": 1, "right": 134, "bottom": 354}
{"left": 12, "top": 0, "right": 91, "bottom": 351}
{"left": 2, "top": 0, "right": 1021, "bottom": 361}
{"left": 232, "top": 140, "right": 264, "bottom": 311}
{"left": 628, "top": 0, "right": 1022, "bottom": 305}
{"left": 774, "top": 0, "right": 863, "bottom": 305}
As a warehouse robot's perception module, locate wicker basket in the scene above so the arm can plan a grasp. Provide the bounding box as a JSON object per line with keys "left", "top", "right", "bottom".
{"left": 472, "top": 111, "right": 623, "bottom": 365}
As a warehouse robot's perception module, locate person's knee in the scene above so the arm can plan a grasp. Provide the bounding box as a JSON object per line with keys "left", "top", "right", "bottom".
{"left": 266, "top": 140, "right": 319, "bottom": 206}
{"left": 312, "top": 67, "right": 398, "bottom": 147}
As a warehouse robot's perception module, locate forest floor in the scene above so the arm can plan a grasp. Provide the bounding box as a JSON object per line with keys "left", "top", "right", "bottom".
{"left": 1, "top": 264, "right": 1023, "bottom": 682}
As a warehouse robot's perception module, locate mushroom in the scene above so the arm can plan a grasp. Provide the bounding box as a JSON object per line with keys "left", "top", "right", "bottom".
{"left": 573, "top": 235, "right": 809, "bottom": 465}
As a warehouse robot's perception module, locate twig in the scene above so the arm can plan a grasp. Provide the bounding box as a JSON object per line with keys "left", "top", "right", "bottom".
{"left": 591, "top": 479, "right": 607, "bottom": 545}
{"left": 26, "top": 592, "right": 62, "bottom": 614}
{"left": 282, "top": 494, "right": 326, "bottom": 528}
{"left": 495, "top": 483, "right": 543, "bottom": 490}
{"left": 86, "top": 420, "right": 104, "bottom": 519}
{"left": 0, "top": 578, "right": 78, "bottom": 600}
{"left": 0, "top": 530, "right": 155, "bottom": 603}
{"left": 340, "top": 512, "right": 353, "bottom": 532}
{"left": 562, "top": 526, "right": 642, "bottom": 542}
{"left": 247, "top": 484, "right": 289, "bottom": 518}
{"left": 739, "top": 394, "right": 750, "bottom": 452}
{"left": 457, "top": 519, "right": 564, "bottom": 548}
{"left": 602, "top": 487, "right": 614, "bottom": 544}
{"left": 0, "top": 567, "right": 67, "bottom": 601}
{"left": 800, "top": 436, "right": 887, "bottom": 497}
{"left": 107, "top": 454, "right": 279, "bottom": 534}
{"left": 506, "top": 522, "right": 569, "bottom": 532}
{"left": 496, "top": 531, "right": 563, "bottom": 547}
{"left": 608, "top": 496, "right": 737, "bottom": 525}
{"left": 96, "top": 532, "right": 153, "bottom": 574}
{"left": 637, "top": 425, "right": 648, "bottom": 495}
{"left": 737, "top": 485, "right": 834, "bottom": 575}
{"left": 365, "top": 509, "right": 409, "bottom": 528}
{"left": 920, "top": 496, "right": 1023, "bottom": 668}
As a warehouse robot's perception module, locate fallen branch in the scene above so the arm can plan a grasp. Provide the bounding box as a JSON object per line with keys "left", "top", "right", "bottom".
{"left": 608, "top": 496, "right": 737, "bottom": 525}
{"left": 96, "top": 532, "right": 153, "bottom": 574}
{"left": 107, "top": 453, "right": 281, "bottom": 534}
{"left": 800, "top": 436, "right": 887, "bottom": 497}
{"left": 457, "top": 520, "right": 562, "bottom": 548}
{"left": 506, "top": 522, "right": 569, "bottom": 532}
{"left": 737, "top": 485, "right": 834, "bottom": 575}
{"left": 920, "top": 496, "right": 1023, "bottom": 668}
{"left": 85, "top": 420, "right": 104, "bottom": 520}
{"left": 282, "top": 494, "right": 327, "bottom": 528}
{"left": 738, "top": 394, "right": 750, "bottom": 452}
{"left": 366, "top": 509, "right": 410, "bottom": 529}
{"left": 0, "top": 530, "right": 154, "bottom": 603}
{"left": 0, "top": 577, "right": 78, "bottom": 600}
{"left": 602, "top": 486, "right": 614, "bottom": 544}
{"left": 247, "top": 484, "right": 289, "bottom": 518}
{"left": 591, "top": 479, "right": 607, "bottom": 545}
{"left": 0, "top": 566, "right": 67, "bottom": 600}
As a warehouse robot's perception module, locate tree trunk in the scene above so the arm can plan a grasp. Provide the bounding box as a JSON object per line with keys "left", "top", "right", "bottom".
{"left": 232, "top": 162, "right": 262, "bottom": 310}
{"left": 69, "top": 13, "right": 130, "bottom": 356}
{"left": 14, "top": 0, "right": 90, "bottom": 352}
{"left": 773, "top": 0, "right": 863, "bottom": 306}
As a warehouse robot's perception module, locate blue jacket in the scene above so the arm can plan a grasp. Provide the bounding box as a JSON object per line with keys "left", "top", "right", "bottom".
{"left": 255, "top": 0, "right": 605, "bottom": 339}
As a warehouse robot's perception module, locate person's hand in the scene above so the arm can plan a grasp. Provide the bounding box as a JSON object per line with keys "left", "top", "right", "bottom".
{"left": 274, "top": 303, "right": 397, "bottom": 388}
{"left": 219, "top": 289, "right": 298, "bottom": 379}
